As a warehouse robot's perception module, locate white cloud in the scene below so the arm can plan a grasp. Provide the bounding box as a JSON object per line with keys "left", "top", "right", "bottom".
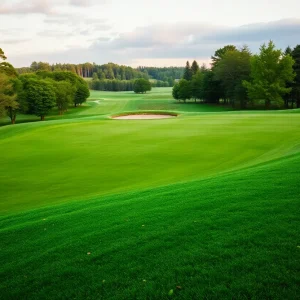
{"left": 70, "top": 0, "right": 106, "bottom": 6}
{"left": 0, "top": 0, "right": 55, "bottom": 15}
{"left": 7, "top": 18, "right": 300, "bottom": 67}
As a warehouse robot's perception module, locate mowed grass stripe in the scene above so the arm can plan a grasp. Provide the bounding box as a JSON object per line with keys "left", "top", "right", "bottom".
{"left": 0, "top": 152, "right": 299, "bottom": 299}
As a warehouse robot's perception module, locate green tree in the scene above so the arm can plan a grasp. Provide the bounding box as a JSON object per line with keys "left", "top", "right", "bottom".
{"left": 201, "top": 70, "right": 223, "bottom": 104}
{"left": 283, "top": 46, "right": 294, "bottom": 108}
{"left": 34, "top": 70, "right": 90, "bottom": 108}
{"left": 0, "top": 73, "right": 17, "bottom": 120}
{"left": 191, "top": 60, "right": 200, "bottom": 76}
{"left": 0, "top": 49, "right": 17, "bottom": 77}
{"left": 191, "top": 71, "right": 203, "bottom": 102}
{"left": 133, "top": 78, "right": 151, "bottom": 94}
{"left": 211, "top": 45, "right": 237, "bottom": 67}
{"left": 0, "top": 48, "right": 19, "bottom": 123}
{"left": 54, "top": 81, "right": 75, "bottom": 114}
{"left": 0, "top": 48, "right": 7, "bottom": 60}
{"left": 243, "top": 41, "right": 295, "bottom": 109}
{"left": 92, "top": 72, "right": 98, "bottom": 80}
{"left": 291, "top": 45, "right": 300, "bottom": 108}
{"left": 105, "top": 65, "right": 115, "bottom": 79}
{"left": 172, "top": 83, "right": 180, "bottom": 100}
{"left": 214, "top": 47, "right": 251, "bottom": 108}
{"left": 74, "top": 83, "right": 90, "bottom": 106}
{"left": 285, "top": 46, "right": 292, "bottom": 56}
{"left": 210, "top": 45, "right": 237, "bottom": 103}
{"left": 183, "top": 61, "right": 192, "bottom": 81}
{"left": 98, "top": 71, "right": 106, "bottom": 80}
{"left": 26, "top": 79, "right": 56, "bottom": 120}
{"left": 178, "top": 79, "right": 192, "bottom": 102}
{"left": 6, "top": 78, "right": 26, "bottom": 124}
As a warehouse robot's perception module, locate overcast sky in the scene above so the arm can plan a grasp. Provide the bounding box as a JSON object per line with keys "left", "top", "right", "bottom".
{"left": 0, "top": 0, "right": 300, "bottom": 67}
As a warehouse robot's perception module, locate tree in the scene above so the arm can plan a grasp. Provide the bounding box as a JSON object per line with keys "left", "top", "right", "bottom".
{"left": 291, "top": 45, "right": 300, "bottom": 108}
{"left": 178, "top": 79, "right": 192, "bottom": 102}
{"left": 0, "top": 73, "right": 17, "bottom": 120}
{"left": 243, "top": 41, "right": 295, "bottom": 109}
{"left": 191, "top": 60, "right": 200, "bottom": 76}
{"left": 6, "top": 78, "right": 26, "bottom": 124}
{"left": 214, "top": 47, "right": 251, "bottom": 108}
{"left": 74, "top": 83, "right": 90, "bottom": 106}
{"left": 92, "top": 72, "right": 98, "bottom": 80}
{"left": 0, "top": 48, "right": 19, "bottom": 123}
{"left": 283, "top": 46, "right": 294, "bottom": 108}
{"left": 285, "top": 46, "right": 292, "bottom": 56}
{"left": 0, "top": 48, "right": 7, "bottom": 60}
{"left": 191, "top": 71, "right": 203, "bottom": 102}
{"left": 54, "top": 81, "right": 75, "bottom": 114}
{"left": 0, "top": 48, "right": 17, "bottom": 77}
{"left": 105, "top": 65, "right": 115, "bottom": 79}
{"left": 98, "top": 70, "right": 106, "bottom": 80}
{"left": 201, "top": 70, "right": 223, "bottom": 103}
{"left": 211, "top": 45, "right": 237, "bottom": 67}
{"left": 183, "top": 61, "right": 193, "bottom": 81}
{"left": 133, "top": 78, "right": 151, "bottom": 94}
{"left": 26, "top": 79, "right": 56, "bottom": 120}
{"left": 33, "top": 70, "right": 90, "bottom": 108}
{"left": 172, "top": 83, "right": 180, "bottom": 100}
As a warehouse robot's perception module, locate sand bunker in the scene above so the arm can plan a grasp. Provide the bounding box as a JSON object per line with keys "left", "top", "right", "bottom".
{"left": 113, "top": 114, "right": 176, "bottom": 120}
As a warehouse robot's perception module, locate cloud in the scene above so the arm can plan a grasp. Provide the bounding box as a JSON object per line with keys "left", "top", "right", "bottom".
{"left": 108, "top": 23, "right": 221, "bottom": 49}
{"left": 84, "top": 18, "right": 108, "bottom": 25}
{"left": 0, "top": 0, "right": 107, "bottom": 16}
{"left": 93, "top": 24, "right": 113, "bottom": 31}
{"left": 199, "top": 18, "right": 300, "bottom": 45}
{"left": 92, "top": 18, "right": 300, "bottom": 60}
{"left": 43, "top": 15, "right": 112, "bottom": 31}
{"left": 37, "top": 30, "right": 73, "bottom": 37}
{"left": 0, "top": 28, "right": 20, "bottom": 35}
{"left": 0, "top": 39, "right": 30, "bottom": 45}
{"left": 44, "top": 14, "right": 78, "bottom": 24}
{"left": 96, "top": 37, "right": 111, "bottom": 42}
{"left": 70, "top": 0, "right": 106, "bottom": 6}
{"left": 0, "top": 0, "right": 55, "bottom": 15}
{"left": 8, "top": 18, "right": 300, "bottom": 67}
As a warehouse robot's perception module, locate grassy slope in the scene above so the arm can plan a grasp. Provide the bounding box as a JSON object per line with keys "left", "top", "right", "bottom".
{"left": 1, "top": 152, "right": 300, "bottom": 299}
{"left": 1, "top": 88, "right": 300, "bottom": 299}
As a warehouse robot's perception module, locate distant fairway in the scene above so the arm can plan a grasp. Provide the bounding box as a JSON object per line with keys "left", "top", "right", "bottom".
{"left": 1, "top": 88, "right": 300, "bottom": 299}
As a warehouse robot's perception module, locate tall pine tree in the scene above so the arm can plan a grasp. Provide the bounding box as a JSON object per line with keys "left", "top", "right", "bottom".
{"left": 191, "top": 60, "right": 199, "bottom": 76}
{"left": 183, "top": 61, "right": 193, "bottom": 81}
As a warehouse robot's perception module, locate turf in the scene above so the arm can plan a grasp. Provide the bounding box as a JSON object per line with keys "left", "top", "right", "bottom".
{"left": 1, "top": 88, "right": 300, "bottom": 299}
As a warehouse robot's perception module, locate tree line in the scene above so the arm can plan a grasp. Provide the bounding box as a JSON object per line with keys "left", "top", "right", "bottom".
{"left": 17, "top": 63, "right": 183, "bottom": 86}
{"left": 137, "top": 67, "right": 184, "bottom": 86}
{"left": 89, "top": 79, "right": 136, "bottom": 92}
{"left": 173, "top": 41, "right": 300, "bottom": 109}
{"left": 17, "top": 62, "right": 149, "bottom": 81}
{"left": 89, "top": 77, "right": 152, "bottom": 94}
{"left": 0, "top": 49, "right": 90, "bottom": 124}
{"left": 88, "top": 77, "right": 168, "bottom": 92}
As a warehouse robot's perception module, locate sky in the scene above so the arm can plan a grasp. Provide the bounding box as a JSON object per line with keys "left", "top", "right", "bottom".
{"left": 0, "top": 0, "right": 300, "bottom": 67}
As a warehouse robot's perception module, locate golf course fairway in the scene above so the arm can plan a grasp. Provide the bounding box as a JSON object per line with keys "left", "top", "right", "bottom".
{"left": 1, "top": 88, "right": 300, "bottom": 299}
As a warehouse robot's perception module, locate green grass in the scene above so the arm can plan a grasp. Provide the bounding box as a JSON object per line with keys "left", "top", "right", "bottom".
{"left": 0, "top": 88, "right": 231, "bottom": 126}
{"left": 1, "top": 88, "right": 300, "bottom": 299}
